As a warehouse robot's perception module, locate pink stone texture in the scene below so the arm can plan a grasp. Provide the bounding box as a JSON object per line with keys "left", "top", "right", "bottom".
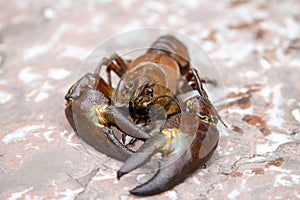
{"left": 1, "top": 1, "right": 300, "bottom": 199}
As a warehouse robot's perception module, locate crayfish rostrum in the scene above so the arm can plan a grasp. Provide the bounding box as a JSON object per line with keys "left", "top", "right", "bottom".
{"left": 64, "top": 35, "right": 226, "bottom": 196}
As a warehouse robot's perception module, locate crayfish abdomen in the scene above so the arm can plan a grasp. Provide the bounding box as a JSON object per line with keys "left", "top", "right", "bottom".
{"left": 65, "top": 35, "right": 225, "bottom": 196}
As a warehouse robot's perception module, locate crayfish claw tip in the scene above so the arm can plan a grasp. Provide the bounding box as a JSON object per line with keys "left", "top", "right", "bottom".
{"left": 117, "top": 170, "right": 126, "bottom": 180}
{"left": 129, "top": 187, "right": 148, "bottom": 196}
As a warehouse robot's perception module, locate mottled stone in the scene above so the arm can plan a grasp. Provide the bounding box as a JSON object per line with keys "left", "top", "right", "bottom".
{"left": 0, "top": 0, "right": 299, "bottom": 200}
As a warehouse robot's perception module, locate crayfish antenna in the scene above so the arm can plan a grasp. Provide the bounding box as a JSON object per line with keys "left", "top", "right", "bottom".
{"left": 220, "top": 118, "right": 228, "bottom": 128}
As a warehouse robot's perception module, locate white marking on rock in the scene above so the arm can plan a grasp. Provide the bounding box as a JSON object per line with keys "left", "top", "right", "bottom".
{"left": 136, "top": 173, "right": 146, "bottom": 183}
{"left": 56, "top": 188, "right": 84, "bottom": 200}
{"left": 43, "top": 127, "right": 54, "bottom": 142}
{"left": 227, "top": 107, "right": 253, "bottom": 115}
{"left": 239, "top": 70, "right": 259, "bottom": 78}
{"left": 274, "top": 174, "right": 292, "bottom": 187}
{"left": 292, "top": 109, "right": 300, "bottom": 123}
{"left": 43, "top": 7, "right": 56, "bottom": 20}
{"left": 271, "top": 157, "right": 300, "bottom": 188}
{"left": 295, "top": 191, "right": 300, "bottom": 199}
{"left": 0, "top": 91, "right": 12, "bottom": 104}
{"left": 143, "top": 1, "right": 167, "bottom": 13}
{"left": 34, "top": 92, "right": 49, "bottom": 103}
{"left": 23, "top": 24, "right": 70, "bottom": 60}
{"left": 7, "top": 187, "right": 33, "bottom": 200}
{"left": 166, "top": 190, "right": 178, "bottom": 200}
{"left": 246, "top": 156, "right": 267, "bottom": 163}
{"left": 268, "top": 85, "right": 284, "bottom": 128}
{"left": 285, "top": 17, "right": 300, "bottom": 40}
{"left": 18, "top": 67, "right": 43, "bottom": 84}
{"left": 119, "top": 194, "right": 131, "bottom": 200}
{"left": 120, "top": 0, "right": 135, "bottom": 9}
{"left": 256, "top": 132, "right": 292, "bottom": 154}
{"left": 167, "top": 15, "right": 185, "bottom": 26}
{"left": 268, "top": 166, "right": 291, "bottom": 174}
{"left": 193, "top": 176, "right": 201, "bottom": 185}
{"left": 60, "top": 45, "right": 90, "bottom": 60}
{"left": 255, "top": 143, "right": 274, "bottom": 155}
{"left": 267, "top": 132, "right": 292, "bottom": 144}
{"left": 259, "top": 58, "right": 272, "bottom": 70}
{"left": 60, "top": 130, "right": 76, "bottom": 143}
{"left": 48, "top": 68, "right": 70, "bottom": 80}
{"left": 31, "top": 82, "right": 53, "bottom": 102}
{"left": 260, "top": 84, "right": 284, "bottom": 128}
{"left": 291, "top": 174, "right": 300, "bottom": 184}
{"left": 3, "top": 125, "right": 45, "bottom": 144}
{"left": 93, "top": 169, "right": 115, "bottom": 181}
{"left": 228, "top": 189, "right": 241, "bottom": 200}
{"left": 184, "top": 1, "right": 199, "bottom": 9}
{"left": 0, "top": 80, "right": 7, "bottom": 85}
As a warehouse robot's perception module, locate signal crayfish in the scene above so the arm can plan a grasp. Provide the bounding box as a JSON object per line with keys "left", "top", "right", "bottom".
{"left": 64, "top": 35, "right": 226, "bottom": 196}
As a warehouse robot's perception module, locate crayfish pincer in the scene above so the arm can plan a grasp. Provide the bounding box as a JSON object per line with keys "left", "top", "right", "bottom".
{"left": 64, "top": 35, "right": 226, "bottom": 196}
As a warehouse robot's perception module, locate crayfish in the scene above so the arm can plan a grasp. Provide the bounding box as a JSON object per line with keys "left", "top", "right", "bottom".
{"left": 64, "top": 35, "right": 226, "bottom": 196}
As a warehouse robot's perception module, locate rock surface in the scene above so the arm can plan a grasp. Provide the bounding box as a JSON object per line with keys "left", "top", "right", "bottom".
{"left": 0, "top": 1, "right": 300, "bottom": 199}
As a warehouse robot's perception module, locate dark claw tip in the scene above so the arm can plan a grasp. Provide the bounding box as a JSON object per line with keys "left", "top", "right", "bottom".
{"left": 129, "top": 188, "right": 144, "bottom": 196}
{"left": 129, "top": 186, "right": 158, "bottom": 196}
{"left": 117, "top": 170, "right": 126, "bottom": 180}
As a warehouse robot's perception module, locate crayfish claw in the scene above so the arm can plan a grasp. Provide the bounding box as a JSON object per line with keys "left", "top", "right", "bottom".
{"left": 129, "top": 157, "right": 184, "bottom": 196}
{"left": 118, "top": 112, "right": 219, "bottom": 196}
{"left": 117, "top": 133, "right": 167, "bottom": 179}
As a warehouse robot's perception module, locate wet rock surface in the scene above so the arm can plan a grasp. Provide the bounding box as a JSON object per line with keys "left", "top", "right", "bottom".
{"left": 1, "top": 1, "right": 300, "bottom": 199}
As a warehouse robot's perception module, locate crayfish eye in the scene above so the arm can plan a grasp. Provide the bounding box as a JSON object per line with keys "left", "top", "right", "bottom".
{"left": 196, "top": 113, "right": 210, "bottom": 121}
{"left": 124, "top": 84, "right": 130, "bottom": 91}
{"left": 196, "top": 112, "right": 217, "bottom": 125}
{"left": 145, "top": 87, "right": 153, "bottom": 95}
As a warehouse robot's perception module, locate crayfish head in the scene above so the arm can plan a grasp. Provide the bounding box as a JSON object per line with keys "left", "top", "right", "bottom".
{"left": 114, "top": 61, "right": 167, "bottom": 105}
{"left": 129, "top": 82, "right": 155, "bottom": 120}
